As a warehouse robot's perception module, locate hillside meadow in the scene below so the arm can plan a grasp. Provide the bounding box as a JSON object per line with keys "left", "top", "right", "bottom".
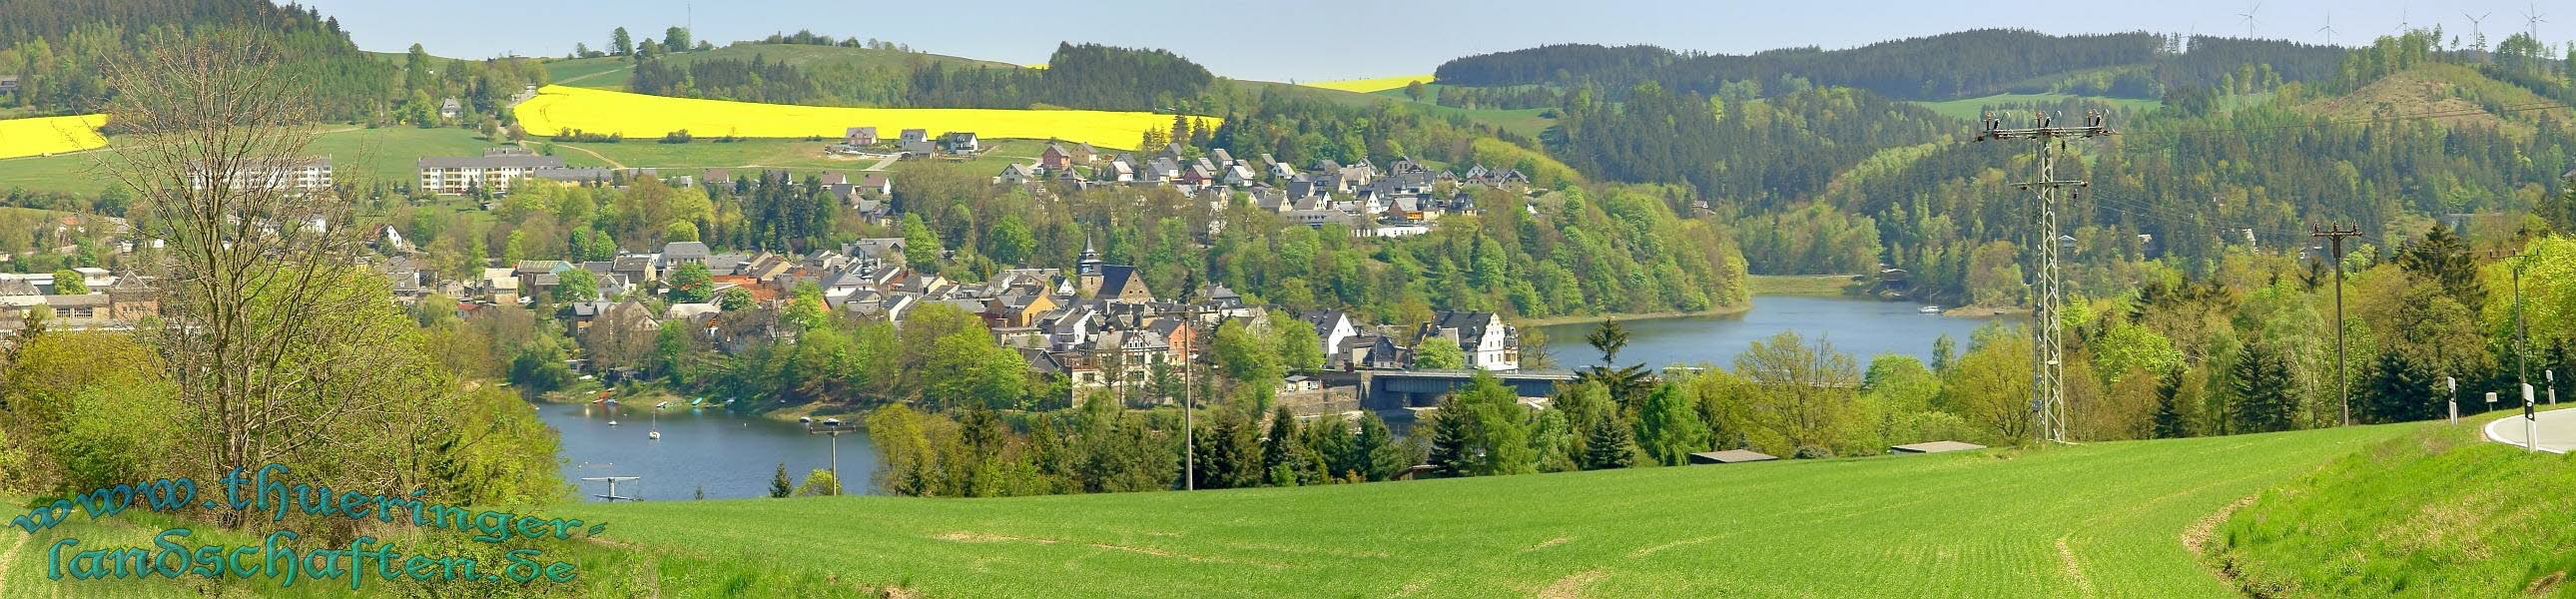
{"left": 514, "top": 85, "right": 1197, "bottom": 151}
{"left": 2217, "top": 408, "right": 2576, "bottom": 597}
{"left": 1302, "top": 75, "right": 1436, "bottom": 94}
{"left": 0, "top": 127, "right": 504, "bottom": 196}
{"left": 0, "top": 115, "right": 108, "bottom": 161}
{"left": 0, "top": 423, "right": 2424, "bottom": 597}
{"left": 542, "top": 44, "right": 1019, "bottom": 90}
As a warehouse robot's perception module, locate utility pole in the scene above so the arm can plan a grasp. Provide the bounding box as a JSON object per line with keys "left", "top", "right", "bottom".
{"left": 1976, "top": 109, "right": 2112, "bottom": 444}
{"left": 2312, "top": 225, "right": 2360, "bottom": 425}
{"left": 2488, "top": 250, "right": 2532, "bottom": 401}
{"left": 1176, "top": 302, "right": 1218, "bottom": 491}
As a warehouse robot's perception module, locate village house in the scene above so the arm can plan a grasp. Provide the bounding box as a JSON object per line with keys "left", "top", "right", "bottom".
{"left": 941, "top": 132, "right": 980, "bottom": 155}
{"left": 661, "top": 242, "right": 711, "bottom": 268}
{"left": 438, "top": 98, "right": 462, "bottom": 120}
{"left": 1039, "top": 143, "right": 1076, "bottom": 171}
{"left": 845, "top": 126, "right": 878, "bottom": 146}
{"left": 1415, "top": 310, "right": 1521, "bottom": 370}
{"left": 897, "top": 129, "right": 935, "bottom": 155}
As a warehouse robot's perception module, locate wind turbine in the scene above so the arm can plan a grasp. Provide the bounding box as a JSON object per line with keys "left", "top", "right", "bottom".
{"left": 2524, "top": 3, "right": 2550, "bottom": 40}
{"left": 2464, "top": 11, "right": 2492, "bottom": 51}
{"left": 2239, "top": 1, "right": 2263, "bottom": 38}
{"left": 2318, "top": 11, "right": 2339, "bottom": 46}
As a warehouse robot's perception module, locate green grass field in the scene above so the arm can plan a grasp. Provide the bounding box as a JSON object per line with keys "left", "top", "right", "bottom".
{"left": 1746, "top": 274, "right": 1865, "bottom": 297}
{"left": 0, "top": 127, "right": 506, "bottom": 196}
{"left": 1911, "top": 93, "right": 2165, "bottom": 121}
{"left": 2217, "top": 409, "right": 2576, "bottom": 597}
{"left": 543, "top": 138, "right": 1044, "bottom": 175}
{"left": 0, "top": 423, "right": 2429, "bottom": 597}
{"left": 564, "top": 423, "right": 2410, "bottom": 597}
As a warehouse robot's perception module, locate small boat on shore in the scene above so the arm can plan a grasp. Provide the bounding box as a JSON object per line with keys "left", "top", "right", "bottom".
{"left": 1918, "top": 305, "right": 1943, "bottom": 314}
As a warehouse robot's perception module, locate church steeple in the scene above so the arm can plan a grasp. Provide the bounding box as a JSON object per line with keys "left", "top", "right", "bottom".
{"left": 1077, "top": 236, "right": 1102, "bottom": 276}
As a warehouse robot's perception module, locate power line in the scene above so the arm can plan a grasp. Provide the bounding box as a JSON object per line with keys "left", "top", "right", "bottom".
{"left": 1974, "top": 109, "right": 2112, "bottom": 444}
{"left": 2312, "top": 225, "right": 2361, "bottom": 427}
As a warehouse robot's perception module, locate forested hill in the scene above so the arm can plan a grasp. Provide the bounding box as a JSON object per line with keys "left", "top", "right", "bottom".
{"left": 0, "top": 0, "right": 390, "bottom": 120}
{"left": 628, "top": 41, "right": 1217, "bottom": 113}
{"left": 1434, "top": 30, "right": 2344, "bottom": 101}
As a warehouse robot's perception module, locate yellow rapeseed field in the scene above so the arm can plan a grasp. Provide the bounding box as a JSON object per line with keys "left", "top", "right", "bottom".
{"left": 513, "top": 85, "right": 1200, "bottom": 151}
{"left": 0, "top": 114, "right": 110, "bottom": 160}
{"left": 1302, "top": 75, "right": 1435, "bottom": 94}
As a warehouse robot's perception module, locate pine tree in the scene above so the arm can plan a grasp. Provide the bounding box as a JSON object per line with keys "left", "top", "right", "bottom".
{"left": 1425, "top": 395, "right": 1474, "bottom": 477}
{"left": 1356, "top": 412, "right": 1407, "bottom": 481}
{"left": 1260, "top": 405, "right": 1301, "bottom": 485}
{"left": 1581, "top": 417, "right": 1636, "bottom": 469}
{"left": 2360, "top": 350, "right": 2439, "bottom": 423}
{"left": 2231, "top": 343, "right": 2297, "bottom": 433}
{"left": 769, "top": 462, "right": 793, "bottom": 498}
{"left": 2151, "top": 370, "right": 2189, "bottom": 438}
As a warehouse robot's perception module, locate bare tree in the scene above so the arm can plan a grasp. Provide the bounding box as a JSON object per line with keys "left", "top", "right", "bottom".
{"left": 104, "top": 31, "right": 439, "bottom": 525}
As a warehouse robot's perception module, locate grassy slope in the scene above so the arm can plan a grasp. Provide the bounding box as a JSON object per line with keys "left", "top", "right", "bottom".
{"left": 2298, "top": 63, "right": 2575, "bottom": 138}
{"left": 2216, "top": 409, "right": 2576, "bottom": 598}
{"left": 0, "top": 424, "right": 2425, "bottom": 597}
{"left": 543, "top": 44, "right": 1019, "bottom": 89}
{"left": 546, "top": 139, "right": 1045, "bottom": 174}
{"left": 1747, "top": 274, "right": 1864, "bottom": 296}
{"left": 552, "top": 424, "right": 2411, "bottom": 598}
{"left": 0, "top": 127, "right": 504, "bottom": 196}
{"left": 1303, "top": 75, "right": 1435, "bottom": 94}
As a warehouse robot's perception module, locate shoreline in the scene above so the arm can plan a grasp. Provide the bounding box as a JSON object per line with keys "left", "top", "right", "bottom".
{"left": 1517, "top": 300, "right": 1756, "bottom": 327}
{"left": 1937, "top": 305, "right": 2031, "bottom": 318}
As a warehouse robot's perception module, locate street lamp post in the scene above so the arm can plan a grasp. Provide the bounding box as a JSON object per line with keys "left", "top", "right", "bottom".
{"left": 801, "top": 416, "right": 851, "bottom": 493}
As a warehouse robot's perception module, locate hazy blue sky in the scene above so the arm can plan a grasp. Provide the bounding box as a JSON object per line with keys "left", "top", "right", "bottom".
{"left": 300, "top": 0, "right": 2572, "bottom": 82}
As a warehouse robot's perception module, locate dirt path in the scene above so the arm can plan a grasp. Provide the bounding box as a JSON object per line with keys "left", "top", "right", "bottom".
{"left": 554, "top": 66, "right": 632, "bottom": 87}
{"left": 535, "top": 142, "right": 626, "bottom": 170}
{"left": 2183, "top": 494, "right": 2259, "bottom": 589}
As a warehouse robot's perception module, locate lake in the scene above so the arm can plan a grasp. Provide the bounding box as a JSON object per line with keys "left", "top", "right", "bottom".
{"left": 541, "top": 402, "right": 878, "bottom": 502}
{"left": 1537, "top": 296, "right": 2006, "bottom": 371}
{"left": 536, "top": 296, "right": 1991, "bottom": 500}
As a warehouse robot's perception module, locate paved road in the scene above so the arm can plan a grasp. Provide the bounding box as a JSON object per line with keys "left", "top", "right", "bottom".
{"left": 2483, "top": 405, "right": 2576, "bottom": 453}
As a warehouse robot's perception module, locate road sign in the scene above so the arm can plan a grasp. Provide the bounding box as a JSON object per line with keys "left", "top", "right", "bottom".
{"left": 2449, "top": 377, "right": 2459, "bottom": 423}
{"left": 2525, "top": 383, "right": 2540, "bottom": 453}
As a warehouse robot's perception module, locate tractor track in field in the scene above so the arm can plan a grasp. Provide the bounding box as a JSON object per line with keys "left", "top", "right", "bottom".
{"left": 2184, "top": 494, "right": 2259, "bottom": 591}
{"left": 2055, "top": 537, "right": 2096, "bottom": 597}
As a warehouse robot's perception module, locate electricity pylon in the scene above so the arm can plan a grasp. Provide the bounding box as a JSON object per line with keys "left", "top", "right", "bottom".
{"left": 1975, "top": 110, "right": 2112, "bottom": 444}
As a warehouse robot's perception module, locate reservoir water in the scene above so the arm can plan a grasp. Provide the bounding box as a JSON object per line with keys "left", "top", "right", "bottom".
{"left": 540, "top": 402, "right": 878, "bottom": 501}
{"left": 537, "top": 296, "right": 1988, "bottom": 499}
{"left": 1537, "top": 296, "right": 2003, "bottom": 371}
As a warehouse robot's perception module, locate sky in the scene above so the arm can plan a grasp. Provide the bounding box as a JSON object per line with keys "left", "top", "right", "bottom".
{"left": 300, "top": 0, "right": 2575, "bottom": 82}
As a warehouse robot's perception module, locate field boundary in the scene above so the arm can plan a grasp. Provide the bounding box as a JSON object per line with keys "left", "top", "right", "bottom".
{"left": 2182, "top": 493, "right": 2255, "bottom": 589}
